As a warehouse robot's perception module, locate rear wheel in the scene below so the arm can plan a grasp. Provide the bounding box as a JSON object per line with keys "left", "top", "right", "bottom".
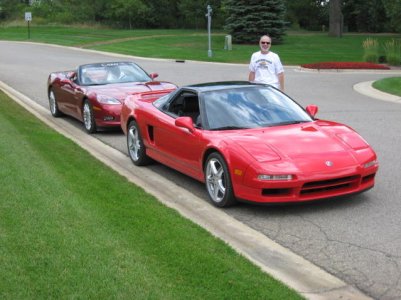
{"left": 83, "top": 100, "right": 97, "bottom": 133}
{"left": 127, "top": 120, "right": 151, "bottom": 166}
{"left": 48, "top": 88, "right": 62, "bottom": 117}
{"left": 205, "top": 152, "right": 236, "bottom": 207}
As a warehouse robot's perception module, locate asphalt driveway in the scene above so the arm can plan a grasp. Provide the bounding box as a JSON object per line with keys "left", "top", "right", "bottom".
{"left": 1, "top": 41, "right": 401, "bottom": 299}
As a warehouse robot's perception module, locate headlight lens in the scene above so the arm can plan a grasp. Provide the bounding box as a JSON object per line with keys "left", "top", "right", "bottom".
{"left": 97, "top": 95, "right": 121, "bottom": 105}
{"left": 258, "top": 174, "right": 294, "bottom": 181}
{"left": 363, "top": 160, "right": 377, "bottom": 168}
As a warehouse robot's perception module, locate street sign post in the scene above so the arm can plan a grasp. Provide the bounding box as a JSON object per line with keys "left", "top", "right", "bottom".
{"left": 25, "top": 12, "right": 32, "bottom": 39}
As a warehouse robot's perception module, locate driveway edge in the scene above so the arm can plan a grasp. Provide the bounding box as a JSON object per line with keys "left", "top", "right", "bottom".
{"left": 354, "top": 81, "right": 401, "bottom": 103}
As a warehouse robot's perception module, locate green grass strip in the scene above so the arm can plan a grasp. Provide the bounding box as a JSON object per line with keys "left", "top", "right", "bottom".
{"left": 0, "top": 91, "right": 302, "bottom": 299}
{"left": 372, "top": 77, "right": 401, "bottom": 97}
{"left": 0, "top": 26, "right": 400, "bottom": 64}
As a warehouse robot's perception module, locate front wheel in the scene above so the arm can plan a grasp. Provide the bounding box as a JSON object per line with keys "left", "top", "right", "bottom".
{"left": 48, "top": 88, "right": 62, "bottom": 117}
{"left": 205, "top": 152, "right": 236, "bottom": 207}
{"left": 127, "top": 120, "right": 151, "bottom": 166}
{"left": 83, "top": 100, "right": 97, "bottom": 133}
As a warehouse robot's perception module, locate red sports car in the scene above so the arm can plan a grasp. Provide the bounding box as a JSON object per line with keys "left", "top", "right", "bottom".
{"left": 120, "top": 82, "right": 379, "bottom": 207}
{"left": 47, "top": 61, "right": 177, "bottom": 133}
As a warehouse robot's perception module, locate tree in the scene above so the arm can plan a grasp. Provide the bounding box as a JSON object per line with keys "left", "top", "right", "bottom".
{"left": 342, "top": 0, "right": 388, "bottom": 33}
{"left": 177, "top": 0, "right": 224, "bottom": 29}
{"left": 380, "top": 0, "right": 400, "bottom": 32}
{"left": 284, "top": 0, "right": 328, "bottom": 31}
{"left": 329, "top": 0, "right": 343, "bottom": 37}
{"left": 224, "top": 0, "right": 286, "bottom": 44}
{"left": 0, "top": 0, "right": 28, "bottom": 20}
{"left": 108, "top": 0, "right": 148, "bottom": 29}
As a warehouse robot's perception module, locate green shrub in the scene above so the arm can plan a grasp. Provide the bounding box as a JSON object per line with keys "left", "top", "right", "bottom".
{"left": 383, "top": 39, "right": 401, "bottom": 66}
{"left": 362, "top": 37, "right": 379, "bottom": 63}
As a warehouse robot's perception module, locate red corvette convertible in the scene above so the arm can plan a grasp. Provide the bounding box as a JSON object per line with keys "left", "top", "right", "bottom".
{"left": 47, "top": 61, "right": 177, "bottom": 133}
{"left": 121, "top": 82, "right": 379, "bottom": 207}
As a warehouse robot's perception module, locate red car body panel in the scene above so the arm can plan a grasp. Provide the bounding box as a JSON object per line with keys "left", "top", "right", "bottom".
{"left": 120, "top": 88, "right": 378, "bottom": 204}
{"left": 47, "top": 63, "right": 177, "bottom": 128}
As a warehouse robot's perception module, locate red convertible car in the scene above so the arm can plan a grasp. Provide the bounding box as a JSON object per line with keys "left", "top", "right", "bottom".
{"left": 47, "top": 61, "right": 177, "bottom": 133}
{"left": 121, "top": 82, "right": 379, "bottom": 207}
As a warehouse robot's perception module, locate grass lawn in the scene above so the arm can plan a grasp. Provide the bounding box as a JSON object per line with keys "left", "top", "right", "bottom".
{"left": 0, "top": 25, "right": 400, "bottom": 65}
{"left": 372, "top": 77, "right": 401, "bottom": 97}
{"left": 0, "top": 90, "right": 303, "bottom": 299}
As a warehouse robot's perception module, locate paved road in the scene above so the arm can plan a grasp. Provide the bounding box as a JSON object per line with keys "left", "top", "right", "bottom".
{"left": 1, "top": 41, "right": 401, "bottom": 299}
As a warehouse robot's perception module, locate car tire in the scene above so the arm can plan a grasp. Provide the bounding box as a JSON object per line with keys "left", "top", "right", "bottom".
{"left": 83, "top": 99, "right": 97, "bottom": 133}
{"left": 48, "top": 88, "right": 62, "bottom": 117}
{"left": 205, "top": 152, "right": 236, "bottom": 207}
{"left": 127, "top": 120, "right": 151, "bottom": 166}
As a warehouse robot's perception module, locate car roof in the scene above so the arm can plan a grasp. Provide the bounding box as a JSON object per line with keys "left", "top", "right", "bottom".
{"left": 183, "top": 81, "right": 264, "bottom": 93}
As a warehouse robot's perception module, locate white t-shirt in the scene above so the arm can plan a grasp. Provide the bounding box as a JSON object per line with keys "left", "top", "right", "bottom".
{"left": 249, "top": 51, "right": 284, "bottom": 88}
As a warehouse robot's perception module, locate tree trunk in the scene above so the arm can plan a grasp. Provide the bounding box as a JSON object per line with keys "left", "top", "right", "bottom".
{"left": 329, "top": 0, "right": 343, "bottom": 37}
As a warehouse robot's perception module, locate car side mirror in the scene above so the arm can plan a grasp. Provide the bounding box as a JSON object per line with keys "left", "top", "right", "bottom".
{"left": 68, "top": 71, "right": 77, "bottom": 79}
{"left": 149, "top": 73, "right": 159, "bottom": 80}
{"left": 60, "top": 78, "right": 72, "bottom": 85}
{"left": 61, "top": 71, "right": 77, "bottom": 85}
{"left": 175, "top": 116, "right": 195, "bottom": 133}
{"left": 306, "top": 105, "right": 318, "bottom": 118}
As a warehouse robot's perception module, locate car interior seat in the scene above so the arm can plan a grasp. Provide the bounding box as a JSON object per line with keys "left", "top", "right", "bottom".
{"left": 182, "top": 95, "right": 200, "bottom": 124}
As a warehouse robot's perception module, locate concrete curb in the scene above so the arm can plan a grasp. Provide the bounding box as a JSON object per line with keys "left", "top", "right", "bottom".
{"left": 1, "top": 81, "right": 373, "bottom": 300}
{"left": 354, "top": 81, "right": 401, "bottom": 103}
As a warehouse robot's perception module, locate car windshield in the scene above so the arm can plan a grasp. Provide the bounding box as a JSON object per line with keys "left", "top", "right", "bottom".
{"left": 79, "top": 62, "right": 151, "bottom": 85}
{"left": 202, "top": 86, "right": 313, "bottom": 130}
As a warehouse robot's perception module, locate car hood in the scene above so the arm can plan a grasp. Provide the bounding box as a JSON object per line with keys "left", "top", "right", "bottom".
{"left": 229, "top": 122, "right": 369, "bottom": 171}
{"left": 87, "top": 81, "right": 176, "bottom": 101}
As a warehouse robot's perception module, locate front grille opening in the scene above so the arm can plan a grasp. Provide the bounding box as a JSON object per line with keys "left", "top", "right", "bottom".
{"left": 301, "top": 183, "right": 352, "bottom": 195}
{"left": 303, "top": 176, "right": 359, "bottom": 189}
{"left": 362, "top": 173, "right": 375, "bottom": 184}
{"left": 301, "top": 175, "right": 360, "bottom": 195}
{"left": 262, "top": 188, "right": 292, "bottom": 196}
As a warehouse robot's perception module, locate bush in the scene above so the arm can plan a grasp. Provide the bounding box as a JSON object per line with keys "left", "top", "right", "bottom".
{"left": 383, "top": 39, "right": 401, "bottom": 66}
{"left": 362, "top": 38, "right": 379, "bottom": 63}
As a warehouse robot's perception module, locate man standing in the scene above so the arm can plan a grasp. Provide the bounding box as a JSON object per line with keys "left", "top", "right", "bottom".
{"left": 248, "top": 35, "right": 284, "bottom": 91}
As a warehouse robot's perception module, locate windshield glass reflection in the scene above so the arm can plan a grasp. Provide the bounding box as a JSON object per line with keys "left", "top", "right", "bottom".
{"left": 203, "top": 86, "right": 312, "bottom": 130}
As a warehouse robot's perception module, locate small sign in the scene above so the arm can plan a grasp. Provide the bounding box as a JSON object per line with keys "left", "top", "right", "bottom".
{"left": 25, "top": 12, "right": 32, "bottom": 22}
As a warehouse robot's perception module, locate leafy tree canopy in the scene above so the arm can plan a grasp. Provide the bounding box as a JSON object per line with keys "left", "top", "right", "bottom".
{"left": 223, "top": 0, "right": 287, "bottom": 44}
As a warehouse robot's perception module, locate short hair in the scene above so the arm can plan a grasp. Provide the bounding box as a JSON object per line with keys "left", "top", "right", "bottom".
{"left": 260, "top": 34, "right": 271, "bottom": 41}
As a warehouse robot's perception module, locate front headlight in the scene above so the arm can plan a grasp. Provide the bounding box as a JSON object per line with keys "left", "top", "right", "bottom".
{"left": 258, "top": 174, "right": 294, "bottom": 181}
{"left": 363, "top": 160, "right": 377, "bottom": 168}
{"left": 97, "top": 95, "right": 121, "bottom": 105}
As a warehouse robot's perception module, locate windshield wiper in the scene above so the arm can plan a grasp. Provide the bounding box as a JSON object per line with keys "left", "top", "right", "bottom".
{"left": 211, "top": 126, "right": 250, "bottom": 131}
{"left": 271, "top": 120, "right": 309, "bottom": 126}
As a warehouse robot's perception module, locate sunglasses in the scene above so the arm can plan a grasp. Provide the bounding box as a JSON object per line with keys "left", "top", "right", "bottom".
{"left": 261, "top": 42, "right": 271, "bottom": 45}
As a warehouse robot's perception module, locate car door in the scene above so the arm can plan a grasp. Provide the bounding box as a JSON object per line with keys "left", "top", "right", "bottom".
{"left": 55, "top": 73, "right": 82, "bottom": 119}
{"left": 151, "top": 91, "right": 204, "bottom": 178}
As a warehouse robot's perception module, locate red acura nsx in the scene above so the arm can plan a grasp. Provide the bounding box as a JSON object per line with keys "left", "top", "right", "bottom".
{"left": 121, "top": 82, "right": 379, "bottom": 207}
{"left": 47, "top": 61, "right": 177, "bottom": 133}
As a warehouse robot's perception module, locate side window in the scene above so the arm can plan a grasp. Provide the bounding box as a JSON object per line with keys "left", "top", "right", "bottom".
{"left": 164, "top": 92, "right": 201, "bottom": 127}
{"left": 166, "top": 92, "right": 186, "bottom": 116}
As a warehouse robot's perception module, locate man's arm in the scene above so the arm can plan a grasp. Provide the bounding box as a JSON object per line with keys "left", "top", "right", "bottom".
{"left": 278, "top": 72, "right": 284, "bottom": 91}
{"left": 248, "top": 71, "right": 255, "bottom": 82}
